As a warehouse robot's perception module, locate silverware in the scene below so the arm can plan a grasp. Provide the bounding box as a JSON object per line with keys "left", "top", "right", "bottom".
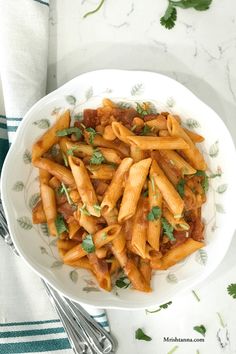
{"left": 0, "top": 198, "right": 117, "bottom": 354}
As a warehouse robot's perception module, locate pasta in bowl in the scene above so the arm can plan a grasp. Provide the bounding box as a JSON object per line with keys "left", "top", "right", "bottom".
{"left": 2, "top": 70, "right": 236, "bottom": 309}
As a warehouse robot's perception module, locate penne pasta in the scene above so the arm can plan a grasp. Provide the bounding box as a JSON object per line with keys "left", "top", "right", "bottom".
{"left": 32, "top": 110, "right": 70, "bottom": 161}
{"left": 131, "top": 197, "right": 148, "bottom": 258}
{"left": 152, "top": 238, "right": 204, "bottom": 269}
{"left": 159, "top": 150, "right": 196, "bottom": 175}
{"left": 126, "top": 136, "right": 190, "bottom": 150}
{"left": 40, "top": 183, "right": 57, "bottom": 236}
{"left": 147, "top": 179, "right": 162, "bottom": 250}
{"left": 150, "top": 160, "right": 184, "bottom": 216}
{"left": 32, "top": 200, "right": 46, "bottom": 224}
{"left": 101, "top": 157, "right": 133, "bottom": 213}
{"left": 87, "top": 164, "right": 116, "bottom": 180}
{"left": 68, "top": 156, "right": 100, "bottom": 217}
{"left": 167, "top": 115, "right": 207, "bottom": 170}
{"left": 111, "top": 121, "right": 134, "bottom": 144}
{"left": 118, "top": 158, "right": 152, "bottom": 222}
{"left": 34, "top": 158, "right": 75, "bottom": 186}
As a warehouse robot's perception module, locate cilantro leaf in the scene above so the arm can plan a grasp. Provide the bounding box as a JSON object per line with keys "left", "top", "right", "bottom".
{"left": 193, "top": 325, "right": 206, "bottom": 337}
{"left": 147, "top": 206, "right": 162, "bottom": 221}
{"left": 140, "top": 124, "right": 152, "bottom": 136}
{"left": 170, "top": 0, "right": 212, "bottom": 11}
{"left": 176, "top": 179, "right": 186, "bottom": 198}
{"left": 55, "top": 214, "right": 68, "bottom": 235}
{"left": 62, "top": 152, "right": 68, "bottom": 167}
{"left": 79, "top": 203, "right": 91, "bottom": 216}
{"left": 115, "top": 276, "right": 130, "bottom": 289}
{"left": 60, "top": 182, "right": 73, "bottom": 205}
{"left": 93, "top": 204, "right": 101, "bottom": 212}
{"left": 101, "top": 232, "right": 107, "bottom": 240}
{"left": 227, "top": 284, "right": 236, "bottom": 299}
{"left": 195, "top": 170, "right": 209, "bottom": 193}
{"left": 161, "top": 217, "right": 175, "bottom": 241}
{"left": 146, "top": 301, "right": 172, "bottom": 313}
{"left": 86, "top": 127, "right": 97, "bottom": 145}
{"left": 135, "top": 328, "right": 152, "bottom": 341}
{"left": 160, "top": 5, "right": 177, "bottom": 29}
{"left": 90, "top": 149, "right": 105, "bottom": 165}
{"left": 143, "top": 189, "right": 149, "bottom": 197}
{"left": 56, "top": 127, "right": 82, "bottom": 140}
{"left": 136, "top": 102, "right": 152, "bottom": 117}
{"left": 82, "top": 234, "right": 95, "bottom": 253}
{"left": 67, "top": 146, "right": 78, "bottom": 156}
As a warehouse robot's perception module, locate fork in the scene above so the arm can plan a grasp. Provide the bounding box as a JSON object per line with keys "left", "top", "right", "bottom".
{"left": 0, "top": 198, "right": 117, "bottom": 354}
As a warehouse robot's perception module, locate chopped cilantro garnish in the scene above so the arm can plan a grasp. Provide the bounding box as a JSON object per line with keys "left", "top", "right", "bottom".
{"left": 82, "top": 234, "right": 95, "bottom": 253}
{"left": 56, "top": 127, "right": 82, "bottom": 140}
{"left": 55, "top": 214, "right": 68, "bottom": 235}
{"left": 85, "top": 127, "right": 97, "bottom": 145}
{"left": 161, "top": 217, "right": 175, "bottom": 241}
{"left": 115, "top": 276, "right": 130, "bottom": 289}
{"left": 147, "top": 206, "right": 162, "bottom": 221}
{"left": 193, "top": 325, "right": 206, "bottom": 337}
{"left": 79, "top": 203, "right": 91, "bottom": 216}
{"left": 176, "top": 178, "right": 186, "bottom": 198}
{"left": 140, "top": 124, "right": 152, "bottom": 136}
{"left": 90, "top": 149, "right": 105, "bottom": 165}
{"left": 135, "top": 328, "right": 152, "bottom": 341}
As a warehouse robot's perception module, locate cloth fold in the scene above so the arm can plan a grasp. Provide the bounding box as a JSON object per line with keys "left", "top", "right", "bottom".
{"left": 0, "top": 1, "right": 108, "bottom": 352}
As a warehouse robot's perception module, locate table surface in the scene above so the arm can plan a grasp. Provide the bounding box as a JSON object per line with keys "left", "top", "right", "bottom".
{"left": 45, "top": 1, "right": 236, "bottom": 353}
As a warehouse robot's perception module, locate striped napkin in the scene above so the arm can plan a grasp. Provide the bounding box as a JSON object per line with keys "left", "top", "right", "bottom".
{"left": 0, "top": 0, "right": 108, "bottom": 352}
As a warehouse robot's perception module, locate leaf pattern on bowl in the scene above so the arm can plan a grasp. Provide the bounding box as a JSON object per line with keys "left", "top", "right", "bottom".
{"left": 33, "top": 119, "right": 50, "bottom": 129}
{"left": 40, "top": 246, "right": 48, "bottom": 255}
{"left": 65, "top": 95, "right": 76, "bottom": 105}
{"left": 195, "top": 249, "right": 208, "bottom": 266}
{"left": 166, "top": 273, "right": 178, "bottom": 284}
{"left": 70, "top": 270, "right": 78, "bottom": 283}
{"left": 40, "top": 223, "right": 49, "bottom": 237}
{"left": 28, "top": 193, "right": 40, "bottom": 210}
{"left": 23, "top": 150, "right": 32, "bottom": 164}
{"left": 17, "top": 216, "right": 32, "bottom": 230}
{"left": 83, "top": 286, "right": 101, "bottom": 293}
{"left": 85, "top": 87, "right": 93, "bottom": 100}
{"left": 209, "top": 141, "right": 219, "bottom": 158}
{"left": 51, "top": 260, "right": 63, "bottom": 269}
{"left": 12, "top": 181, "right": 24, "bottom": 191}
{"left": 216, "top": 184, "right": 227, "bottom": 194}
{"left": 215, "top": 203, "right": 225, "bottom": 214}
{"left": 185, "top": 119, "right": 200, "bottom": 129}
{"left": 131, "top": 83, "right": 144, "bottom": 96}
{"left": 166, "top": 97, "right": 175, "bottom": 108}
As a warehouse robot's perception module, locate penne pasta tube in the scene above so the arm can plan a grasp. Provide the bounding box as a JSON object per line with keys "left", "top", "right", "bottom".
{"left": 125, "top": 258, "right": 151, "bottom": 292}
{"left": 68, "top": 219, "right": 81, "bottom": 239}
{"left": 74, "top": 209, "right": 101, "bottom": 234}
{"left": 66, "top": 141, "right": 94, "bottom": 156}
{"left": 63, "top": 256, "right": 93, "bottom": 271}
{"left": 95, "top": 247, "right": 108, "bottom": 259}
{"left": 101, "top": 157, "right": 133, "bottom": 213}
{"left": 162, "top": 207, "right": 190, "bottom": 231}
{"left": 139, "top": 258, "right": 152, "bottom": 285}
{"left": 102, "top": 98, "right": 117, "bottom": 108}
{"left": 39, "top": 169, "right": 51, "bottom": 184}
{"left": 87, "top": 164, "right": 116, "bottom": 180}
{"left": 87, "top": 253, "right": 112, "bottom": 291}
{"left": 103, "top": 125, "right": 116, "bottom": 141}
{"left": 93, "top": 224, "right": 121, "bottom": 249}
{"left": 63, "top": 244, "right": 87, "bottom": 263}
{"left": 130, "top": 145, "right": 146, "bottom": 162}
{"left": 57, "top": 239, "right": 79, "bottom": 251}
{"left": 147, "top": 179, "right": 162, "bottom": 250}
{"left": 145, "top": 115, "right": 167, "bottom": 130}
{"left": 32, "top": 110, "right": 70, "bottom": 161}
{"left": 183, "top": 128, "right": 204, "bottom": 143}
{"left": 159, "top": 150, "right": 196, "bottom": 175}
{"left": 99, "top": 148, "right": 122, "bottom": 164}
{"left": 167, "top": 115, "right": 207, "bottom": 170}
{"left": 40, "top": 183, "right": 57, "bottom": 236}
{"left": 131, "top": 197, "right": 148, "bottom": 258}
{"left": 34, "top": 158, "right": 75, "bottom": 186}
{"left": 48, "top": 176, "right": 61, "bottom": 189}
{"left": 158, "top": 129, "right": 169, "bottom": 137}
{"left": 111, "top": 121, "right": 134, "bottom": 144}
{"left": 150, "top": 160, "right": 184, "bottom": 216}
{"left": 32, "top": 200, "right": 46, "bottom": 224}
{"left": 126, "top": 136, "right": 189, "bottom": 150}
{"left": 68, "top": 156, "right": 100, "bottom": 217}
{"left": 118, "top": 158, "right": 152, "bottom": 222}
{"left": 152, "top": 238, "right": 204, "bottom": 270}
{"left": 110, "top": 258, "right": 121, "bottom": 274}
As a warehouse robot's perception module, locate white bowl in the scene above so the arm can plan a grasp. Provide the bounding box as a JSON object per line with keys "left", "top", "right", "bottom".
{"left": 2, "top": 70, "right": 236, "bottom": 310}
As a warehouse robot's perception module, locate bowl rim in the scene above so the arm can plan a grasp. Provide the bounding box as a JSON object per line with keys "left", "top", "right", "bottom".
{"left": 2, "top": 69, "right": 236, "bottom": 310}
